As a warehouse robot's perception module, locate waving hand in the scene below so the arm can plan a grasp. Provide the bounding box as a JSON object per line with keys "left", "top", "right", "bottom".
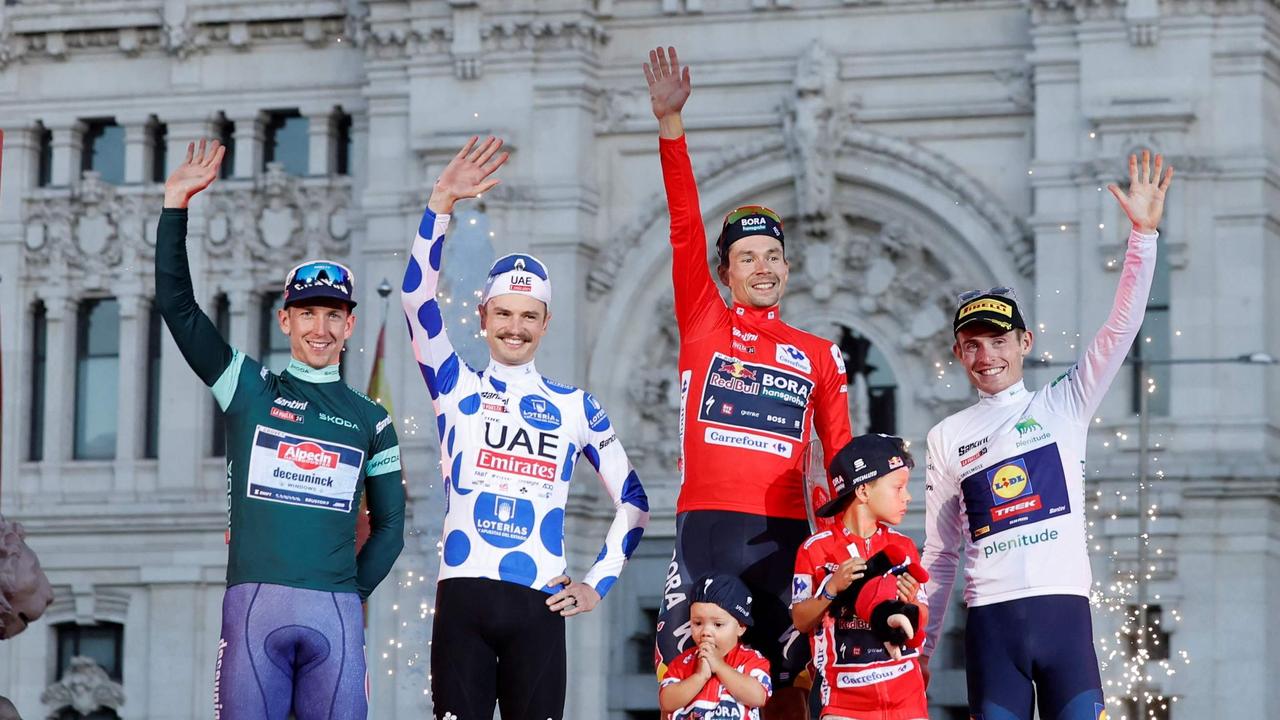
{"left": 1108, "top": 150, "right": 1174, "bottom": 235}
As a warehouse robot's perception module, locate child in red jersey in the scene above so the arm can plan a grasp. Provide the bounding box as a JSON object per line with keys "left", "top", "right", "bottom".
{"left": 659, "top": 574, "right": 772, "bottom": 720}
{"left": 790, "top": 434, "right": 929, "bottom": 720}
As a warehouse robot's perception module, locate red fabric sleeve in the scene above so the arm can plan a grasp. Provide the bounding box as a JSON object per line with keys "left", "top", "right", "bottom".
{"left": 659, "top": 135, "right": 725, "bottom": 336}
{"left": 811, "top": 342, "right": 853, "bottom": 467}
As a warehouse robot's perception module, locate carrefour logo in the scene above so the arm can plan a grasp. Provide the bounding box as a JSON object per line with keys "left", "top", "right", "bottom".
{"left": 989, "top": 459, "right": 1032, "bottom": 503}
{"left": 519, "top": 394, "right": 562, "bottom": 431}
{"left": 277, "top": 441, "right": 339, "bottom": 471}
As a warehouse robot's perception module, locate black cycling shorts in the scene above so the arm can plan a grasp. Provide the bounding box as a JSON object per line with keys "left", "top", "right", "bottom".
{"left": 654, "top": 509, "right": 812, "bottom": 689}
{"left": 430, "top": 577, "right": 567, "bottom": 720}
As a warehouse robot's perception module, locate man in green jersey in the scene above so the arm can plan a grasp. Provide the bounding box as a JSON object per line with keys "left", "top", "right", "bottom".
{"left": 155, "top": 139, "right": 404, "bottom": 720}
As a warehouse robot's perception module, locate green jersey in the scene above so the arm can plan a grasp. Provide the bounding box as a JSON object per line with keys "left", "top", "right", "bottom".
{"left": 156, "top": 208, "right": 404, "bottom": 598}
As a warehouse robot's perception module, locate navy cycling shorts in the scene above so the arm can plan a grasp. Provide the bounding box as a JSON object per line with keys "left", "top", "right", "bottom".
{"left": 655, "top": 509, "right": 812, "bottom": 689}
{"left": 965, "top": 594, "right": 1106, "bottom": 720}
{"left": 214, "top": 583, "right": 367, "bottom": 720}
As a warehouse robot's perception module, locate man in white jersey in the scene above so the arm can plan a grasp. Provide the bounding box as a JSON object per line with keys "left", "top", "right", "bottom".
{"left": 920, "top": 151, "right": 1174, "bottom": 720}
{"left": 401, "top": 137, "right": 650, "bottom": 720}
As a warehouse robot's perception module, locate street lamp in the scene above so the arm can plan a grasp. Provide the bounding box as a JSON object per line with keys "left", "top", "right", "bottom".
{"left": 1130, "top": 352, "right": 1276, "bottom": 719}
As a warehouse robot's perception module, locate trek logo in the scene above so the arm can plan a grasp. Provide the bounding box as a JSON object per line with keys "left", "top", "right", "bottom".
{"left": 278, "top": 441, "right": 340, "bottom": 471}
{"left": 1015, "top": 417, "right": 1043, "bottom": 436}
{"left": 775, "top": 344, "right": 812, "bottom": 374}
{"left": 477, "top": 449, "right": 557, "bottom": 482}
{"left": 274, "top": 397, "right": 308, "bottom": 411}
{"left": 270, "top": 407, "right": 303, "bottom": 424}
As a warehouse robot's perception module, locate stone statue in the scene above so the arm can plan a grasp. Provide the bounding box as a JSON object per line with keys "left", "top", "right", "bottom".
{"left": 0, "top": 516, "right": 54, "bottom": 640}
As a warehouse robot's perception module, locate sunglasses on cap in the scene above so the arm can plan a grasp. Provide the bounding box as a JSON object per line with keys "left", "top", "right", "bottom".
{"left": 722, "top": 205, "right": 784, "bottom": 228}
{"left": 285, "top": 260, "right": 354, "bottom": 292}
{"left": 956, "top": 286, "right": 1017, "bottom": 304}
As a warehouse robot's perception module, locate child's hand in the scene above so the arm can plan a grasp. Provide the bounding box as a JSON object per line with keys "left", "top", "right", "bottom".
{"left": 697, "top": 639, "right": 721, "bottom": 675}
{"left": 827, "top": 557, "right": 867, "bottom": 595}
{"left": 897, "top": 572, "right": 921, "bottom": 603}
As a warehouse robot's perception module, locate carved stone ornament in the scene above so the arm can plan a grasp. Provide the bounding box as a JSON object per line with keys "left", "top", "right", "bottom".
{"left": 40, "top": 656, "right": 125, "bottom": 718}
{"left": 22, "top": 176, "right": 161, "bottom": 285}
{"left": 0, "top": 516, "right": 54, "bottom": 640}
{"left": 200, "top": 166, "right": 353, "bottom": 272}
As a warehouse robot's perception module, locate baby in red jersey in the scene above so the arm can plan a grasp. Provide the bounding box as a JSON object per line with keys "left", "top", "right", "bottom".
{"left": 659, "top": 574, "right": 772, "bottom": 720}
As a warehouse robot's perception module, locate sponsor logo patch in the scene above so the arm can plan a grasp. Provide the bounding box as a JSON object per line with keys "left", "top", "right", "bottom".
{"left": 775, "top": 344, "right": 812, "bottom": 374}
{"left": 704, "top": 427, "right": 792, "bottom": 458}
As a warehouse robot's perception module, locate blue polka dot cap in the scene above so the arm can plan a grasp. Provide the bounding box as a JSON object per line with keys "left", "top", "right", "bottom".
{"left": 481, "top": 253, "right": 551, "bottom": 307}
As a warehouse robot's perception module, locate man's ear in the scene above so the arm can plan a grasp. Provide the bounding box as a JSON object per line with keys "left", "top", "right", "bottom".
{"left": 716, "top": 264, "right": 729, "bottom": 286}
{"left": 277, "top": 308, "right": 290, "bottom": 335}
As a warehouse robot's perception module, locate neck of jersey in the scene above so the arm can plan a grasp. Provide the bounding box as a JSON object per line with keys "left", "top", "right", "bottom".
{"left": 286, "top": 358, "right": 341, "bottom": 383}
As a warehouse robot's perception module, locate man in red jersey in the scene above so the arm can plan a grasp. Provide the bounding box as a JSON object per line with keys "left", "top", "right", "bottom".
{"left": 645, "top": 46, "right": 853, "bottom": 720}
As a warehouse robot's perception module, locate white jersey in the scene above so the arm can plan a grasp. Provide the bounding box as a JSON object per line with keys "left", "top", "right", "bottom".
{"left": 920, "top": 229, "right": 1157, "bottom": 656}
{"left": 401, "top": 209, "right": 650, "bottom": 597}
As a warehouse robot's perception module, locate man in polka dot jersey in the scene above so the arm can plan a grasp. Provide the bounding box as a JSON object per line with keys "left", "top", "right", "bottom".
{"left": 401, "top": 136, "right": 651, "bottom": 720}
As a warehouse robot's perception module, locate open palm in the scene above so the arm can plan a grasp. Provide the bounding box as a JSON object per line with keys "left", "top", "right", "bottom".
{"left": 643, "top": 46, "right": 691, "bottom": 120}
{"left": 1108, "top": 150, "right": 1174, "bottom": 234}
{"left": 164, "top": 139, "right": 225, "bottom": 208}
{"left": 435, "top": 136, "right": 508, "bottom": 202}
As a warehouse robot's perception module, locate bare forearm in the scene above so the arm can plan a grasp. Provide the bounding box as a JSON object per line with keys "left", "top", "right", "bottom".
{"left": 714, "top": 665, "right": 768, "bottom": 708}
{"left": 659, "top": 113, "right": 684, "bottom": 140}
{"left": 791, "top": 595, "right": 832, "bottom": 634}
{"left": 659, "top": 676, "right": 707, "bottom": 713}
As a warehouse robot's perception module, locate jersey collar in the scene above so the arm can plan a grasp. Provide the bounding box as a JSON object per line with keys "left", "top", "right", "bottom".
{"left": 731, "top": 302, "right": 783, "bottom": 325}
{"left": 978, "top": 380, "right": 1028, "bottom": 403}
{"left": 286, "top": 358, "right": 341, "bottom": 383}
{"left": 486, "top": 356, "right": 539, "bottom": 384}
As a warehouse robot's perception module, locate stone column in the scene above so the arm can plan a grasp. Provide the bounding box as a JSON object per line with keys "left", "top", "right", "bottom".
{"left": 121, "top": 117, "right": 152, "bottom": 185}
{"left": 113, "top": 290, "right": 146, "bottom": 488}
{"left": 40, "top": 292, "right": 76, "bottom": 473}
{"left": 49, "top": 121, "right": 86, "bottom": 188}
{"left": 305, "top": 106, "right": 335, "bottom": 177}
{"left": 230, "top": 113, "right": 266, "bottom": 180}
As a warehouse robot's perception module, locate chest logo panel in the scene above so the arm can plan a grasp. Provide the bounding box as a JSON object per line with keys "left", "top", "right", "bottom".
{"left": 697, "top": 351, "right": 813, "bottom": 441}
{"left": 246, "top": 427, "right": 364, "bottom": 512}
{"left": 961, "top": 443, "right": 1070, "bottom": 541}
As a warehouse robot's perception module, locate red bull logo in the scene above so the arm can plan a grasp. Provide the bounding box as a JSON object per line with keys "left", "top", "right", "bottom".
{"left": 717, "top": 359, "right": 757, "bottom": 381}
{"left": 277, "top": 441, "right": 339, "bottom": 471}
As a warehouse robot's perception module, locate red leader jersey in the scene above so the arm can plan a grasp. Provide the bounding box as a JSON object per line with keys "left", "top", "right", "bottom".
{"left": 660, "top": 643, "right": 772, "bottom": 720}
{"left": 661, "top": 135, "right": 852, "bottom": 520}
{"left": 792, "top": 523, "right": 929, "bottom": 720}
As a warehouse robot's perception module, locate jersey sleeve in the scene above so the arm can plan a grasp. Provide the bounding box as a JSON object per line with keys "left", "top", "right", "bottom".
{"left": 356, "top": 410, "right": 406, "bottom": 599}
{"left": 660, "top": 650, "right": 695, "bottom": 686}
{"left": 791, "top": 534, "right": 823, "bottom": 606}
{"left": 920, "top": 425, "right": 962, "bottom": 658}
{"left": 743, "top": 650, "right": 773, "bottom": 698}
{"left": 578, "top": 393, "right": 650, "bottom": 598}
{"left": 1045, "top": 229, "right": 1158, "bottom": 421}
{"left": 400, "top": 208, "right": 480, "bottom": 414}
{"left": 155, "top": 208, "right": 237, "bottom": 388}
{"left": 660, "top": 135, "right": 726, "bottom": 336}
{"left": 812, "top": 341, "right": 853, "bottom": 464}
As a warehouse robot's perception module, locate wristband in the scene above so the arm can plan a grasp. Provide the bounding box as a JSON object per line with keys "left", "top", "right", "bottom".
{"left": 818, "top": 577, "right": 838, "bottom": 601}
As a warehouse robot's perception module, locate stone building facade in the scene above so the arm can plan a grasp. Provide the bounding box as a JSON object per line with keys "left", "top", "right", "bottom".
{"left": 0, "top": 1, "right": 1276, "bottom": 718}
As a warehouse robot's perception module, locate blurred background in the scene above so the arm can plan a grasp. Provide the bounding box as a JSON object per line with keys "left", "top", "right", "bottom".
{"left": 0, "top": 0, "right": 1276, "bottom": 717}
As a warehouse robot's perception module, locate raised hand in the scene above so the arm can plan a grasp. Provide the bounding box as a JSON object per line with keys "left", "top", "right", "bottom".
{"left": 428, "top": 136, "right": 509, "bottom": 215}
{"left": 164, "top": 139, "right": 225, "bottom": 209}
{"left": 1107, "top": 150, "right": 1174, "bottom": 235}
{"left": 643, "top": 46, "right": 691, "bottom": 121}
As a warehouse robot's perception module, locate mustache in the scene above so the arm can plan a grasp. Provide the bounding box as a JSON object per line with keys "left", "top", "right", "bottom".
{"left": 498, "top": 331, "right": 533, "bottom": 343}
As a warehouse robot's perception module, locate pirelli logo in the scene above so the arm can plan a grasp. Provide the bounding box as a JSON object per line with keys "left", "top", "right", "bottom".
{"left": 959, "top": 298, "right": 1013, "bottom": 319}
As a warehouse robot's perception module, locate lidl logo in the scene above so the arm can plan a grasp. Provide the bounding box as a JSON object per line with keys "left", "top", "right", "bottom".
{"left": 1094, "top": 703, "right": 1109, "bottom": 720}
{"left": 1014, "top": 416, "right": 1043, "bottom": 436}
{"left": 989, "top": 459, "right": 1032, "bottom": 502}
